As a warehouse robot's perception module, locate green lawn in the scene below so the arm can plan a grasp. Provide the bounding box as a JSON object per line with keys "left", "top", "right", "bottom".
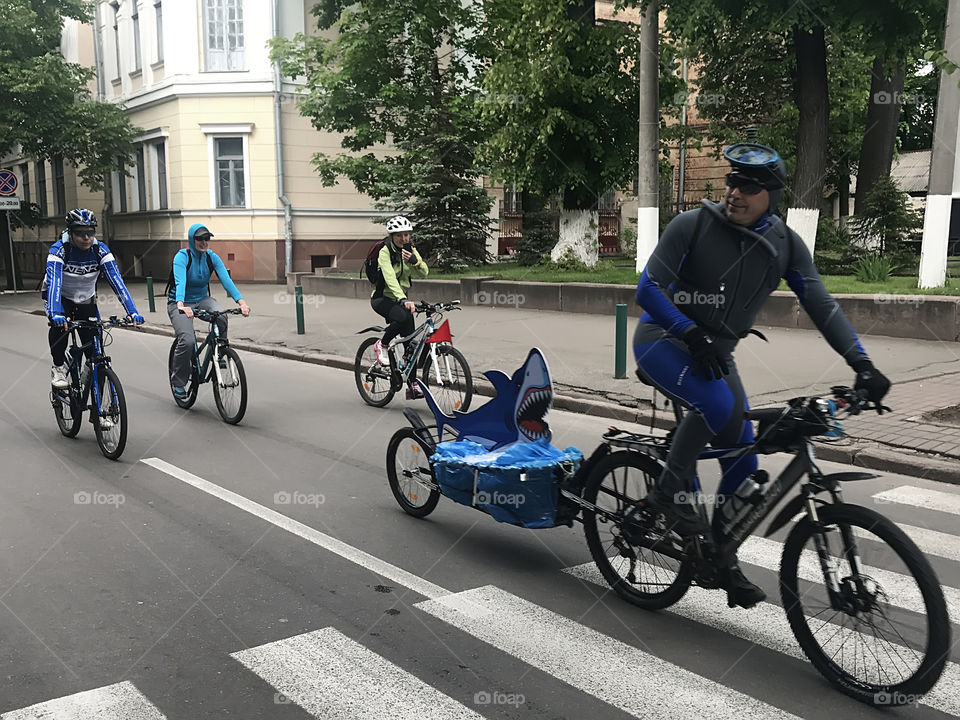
{"left": 426, "top": 260, "right": 960, "bottom": 296}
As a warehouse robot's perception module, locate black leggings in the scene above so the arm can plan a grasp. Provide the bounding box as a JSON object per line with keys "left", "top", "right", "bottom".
{"left": 48, "top": 299, "right": 98, "bottom": 366}
{"left": 371, "top": 296, "right": 414, "bottom": 346}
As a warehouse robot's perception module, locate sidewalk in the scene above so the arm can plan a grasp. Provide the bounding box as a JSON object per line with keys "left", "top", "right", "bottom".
{"left": 5, "top": 282, "right": 959, "bottom": 481}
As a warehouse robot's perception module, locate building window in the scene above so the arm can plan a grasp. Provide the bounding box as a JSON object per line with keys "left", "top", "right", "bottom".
{"left": 135, "top": 146, "right": 147, "bottom": 211}
{"left": 204, "top": 0, "right": 244, "bottom": 71}
{"left": 36, "top": 160, "right": 47, "bottom": 216}
{"left": 111, "top": 2, "right": 121, "bottom": 79}
{"left": 18, "top": 163, "right": 30, "bottom": 205}
{"left": 154, "top": 0, "right": 163, "bottom": 62}
{"left": 503, "top": 183, "right": 521, "bottom": 214}
{"left": 215, "top": 137, "right": 245, "bottom": 207}
{"left": 132, "top": 5, "right": 142, "bottom": 72}
{"left": 151, "top": 141, "right": 167, "bottom": 209}
{"left": 115, "top": 157, "right": 128, "bottom": 213}
{"left": 52, "top": 157, "right": 66, "bottom": 215}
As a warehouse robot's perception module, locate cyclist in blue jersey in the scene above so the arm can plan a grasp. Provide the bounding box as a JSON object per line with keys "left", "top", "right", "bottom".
{"left": 167, "top": 223, "right": 250, "bottom": 399}
{"left": 634, "top": 143, "right": 891, "bottom": 609}
{"left": 43, "top": 209, "right": 144, "bottom": 389}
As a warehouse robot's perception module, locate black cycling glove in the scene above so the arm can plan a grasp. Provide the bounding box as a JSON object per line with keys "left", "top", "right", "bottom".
{"left": 852, "top": 360, "right": 891, "bottom": 413}
{"left": 684, "top": 327, "right": 729, "bottom": 380}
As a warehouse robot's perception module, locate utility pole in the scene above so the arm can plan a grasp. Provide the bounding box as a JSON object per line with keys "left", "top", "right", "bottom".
{"left": 636, "top": 0, "right": 659, "bottom": 272}
{"left": 919, "top": 0, "right": 960, "bottom": 288}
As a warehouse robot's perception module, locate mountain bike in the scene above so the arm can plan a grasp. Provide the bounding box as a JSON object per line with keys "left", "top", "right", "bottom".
{"left": 50, "top": 315, "right": 135, "bottom": 460}
{"left": 167, "top": 307, "right": 247, "bottom": 424}
{"left": 566, "top": 387, "right": 949, "bottom": 706}
{"left": 355, "top": 300, "right": 472, "bottom": 415}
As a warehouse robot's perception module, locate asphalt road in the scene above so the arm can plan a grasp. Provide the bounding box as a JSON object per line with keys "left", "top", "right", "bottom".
{"left": 1, "top": 305, "right": 958, "bottom": 719}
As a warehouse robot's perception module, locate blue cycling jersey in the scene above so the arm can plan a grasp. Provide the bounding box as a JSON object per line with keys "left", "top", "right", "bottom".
{"left": 42, "top": 233, "right": 137, "bottom": 317}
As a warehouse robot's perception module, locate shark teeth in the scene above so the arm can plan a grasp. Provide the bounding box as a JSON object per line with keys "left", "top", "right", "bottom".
{"left": 517, "top": 386, "right": 552, "bottom": 441}
{"left": 518, "top": 388, "right": 553, "bottom": 418}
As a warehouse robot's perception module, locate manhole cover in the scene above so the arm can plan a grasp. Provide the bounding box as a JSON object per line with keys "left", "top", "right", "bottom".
{"left": 920, "top": 405, "right": 960, "bottom": 427}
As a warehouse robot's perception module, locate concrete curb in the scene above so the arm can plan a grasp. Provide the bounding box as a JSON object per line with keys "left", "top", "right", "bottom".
{"left": 120, "top": 322, "right": 960, "bottom": 485}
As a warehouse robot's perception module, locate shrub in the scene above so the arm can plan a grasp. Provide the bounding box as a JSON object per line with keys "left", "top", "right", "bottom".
{"left": 854, "top": 253, "right": 894, "bottom": 283}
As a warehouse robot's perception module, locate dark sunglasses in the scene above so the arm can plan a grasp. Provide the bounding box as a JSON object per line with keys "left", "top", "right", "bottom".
{"left": 195, "top": 234, "right": 211, "bottom": 242}
{"left": 725, "top": 173, "right": 766, "bottom": 196}
{"left": 72, "top": 229, "right": 95, "bottom": 238}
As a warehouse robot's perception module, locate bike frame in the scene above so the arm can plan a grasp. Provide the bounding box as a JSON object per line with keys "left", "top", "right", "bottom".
{"left": 192, "top": 315, "right": 231, "bottom": 387}
{"left": 57, "top": 316, "right": 113, "bottom": 421}
{"left": 388, "top": 312, "right": 456, "bottom": 388}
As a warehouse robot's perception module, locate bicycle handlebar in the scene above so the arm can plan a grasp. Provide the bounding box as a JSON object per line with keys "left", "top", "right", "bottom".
{"left": 414, "top": 300, "right": 461, "bottom": 314}
{"left": 830, "top": 385, "right": 891, "bottom": 416}
{"left": 191, "top": 308, "right": 244, "bottom": 321}
{"left": 52, "top": 315, "right": 139, "bottom": 329}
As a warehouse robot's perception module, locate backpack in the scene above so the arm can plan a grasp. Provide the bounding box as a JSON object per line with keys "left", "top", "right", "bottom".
{"left": 362, "top": 240, "right": 387, "bottom": 285}
{"left": 164, "top": 249, "right": 217, "bottom": 300}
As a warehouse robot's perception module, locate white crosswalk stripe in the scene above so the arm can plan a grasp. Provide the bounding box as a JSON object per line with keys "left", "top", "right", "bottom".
{"left": 862, "top": 522, "right": 960, "bottom": 563}
{"left": 231, "top": 627, "right": 483, "bottom": 719}
{"left": 873, "top": 485, "right": 960, "bottom": 515}
{"left": 416, "top": 585, "right": 804, "bottom": 719}
{"left": 1, "top": 681, "right": 166, "bottom": 720}
{"left": 563, "top": 561, "right": 960, "bottom": 717}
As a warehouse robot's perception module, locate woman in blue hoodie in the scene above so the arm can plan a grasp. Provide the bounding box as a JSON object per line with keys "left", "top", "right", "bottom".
{"left": 167, "top": 224, "right": 250, "bottom": 398}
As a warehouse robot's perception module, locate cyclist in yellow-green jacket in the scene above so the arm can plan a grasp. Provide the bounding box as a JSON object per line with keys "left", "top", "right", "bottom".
{"left": 370, "top": 216, "right": 429, "bottom": 398}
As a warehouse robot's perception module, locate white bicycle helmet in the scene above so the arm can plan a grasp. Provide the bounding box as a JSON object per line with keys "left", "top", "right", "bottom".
{"left": 386, "top": 215, "right": 413, "bottom": 234}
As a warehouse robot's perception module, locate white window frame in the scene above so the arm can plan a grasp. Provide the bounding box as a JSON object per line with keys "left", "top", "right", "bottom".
{"left": 110, "top": 2, "right": 121, "bottom": 80}
{"left": 154, "top": 0, "right": 163, "bottom": 63}
{"left": 203, "top": 0, "right": 245, "bottom": 72}
{"left": 149, "top": 141, "right": 168, "bottom": 209}
{"left": 131, "top": 3, "right": 142, "bottom": 72}
{"left": 200, "top": 123, "right": 252, "bottom": 209}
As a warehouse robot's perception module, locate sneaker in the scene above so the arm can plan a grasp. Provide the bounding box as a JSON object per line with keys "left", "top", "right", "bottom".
{"left": 642, "top": 486, "right": 709, "bottom": 536}
{"left": 720, "top": 563, "right": 767, "bottom": 609}
{"left": 373, "top": 339, "right": 389, "bottom": 365}
{"left": 172, "top": 384, "right": 189, "bottom": 400}
{"left": 51, "top": 364, "right": 69, "bottom": 389}
{"left": 405, "top": 384, "right": 424, "bottom": 400}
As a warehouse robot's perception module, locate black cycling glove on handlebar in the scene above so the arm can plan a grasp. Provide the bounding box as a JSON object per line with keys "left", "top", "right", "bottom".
{"left": 684, "top": 326, "right": 729, "bottom": 380}
{"left": 852, "top": 360, "right": 891, "bottom": 413}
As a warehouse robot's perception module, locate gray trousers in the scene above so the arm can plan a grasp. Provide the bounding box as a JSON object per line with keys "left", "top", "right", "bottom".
{"left": 167, "top": 297, "right": 227, "bottom": 386}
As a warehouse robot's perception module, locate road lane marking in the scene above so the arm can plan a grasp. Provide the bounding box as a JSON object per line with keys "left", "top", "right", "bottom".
{"left": 563, "top": 562, "right": 960, "bottom": 716}
{"left": 416, "top": 585, "right": 803, "bottom": 719}
{"left": 231, "top": 627, "right": 483, "bottom": 719}
{"left": 1, "top": 681, "right": 165, "bottom": 720}
{"left": 141, "top": 458, "right": 449, "bottom": 600}
{"left": 874, "top": 485, "right": 960, "bottom": 516}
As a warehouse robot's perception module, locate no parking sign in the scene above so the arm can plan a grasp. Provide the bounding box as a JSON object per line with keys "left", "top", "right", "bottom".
{"left": 0, "top": 170, "right": 18, "bottom": 196}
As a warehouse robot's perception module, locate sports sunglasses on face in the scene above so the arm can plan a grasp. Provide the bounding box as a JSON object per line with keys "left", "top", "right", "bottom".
{"left": 725, "top": 173, "right": 766, "bottom": 196}
{"left": 73, "top": 229, "right": 96, "bottom": 238}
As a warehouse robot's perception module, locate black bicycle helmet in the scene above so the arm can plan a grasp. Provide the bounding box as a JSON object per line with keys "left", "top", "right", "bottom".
{"left": 65, "top": 208, "right": 97, "bottom": 229}
{"left": 724, "top": 143, "right": 786, "bottom": 190}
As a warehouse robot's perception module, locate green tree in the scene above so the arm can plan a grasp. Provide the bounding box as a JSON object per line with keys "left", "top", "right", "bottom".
{"left": 270, "top": 0, "right": 493, "bottom": 266}
{"left": 850, "top": 174, "right": 922, "bottom": 259}
{"left": 0, "top": 0, "right": 139, "bottom": 191}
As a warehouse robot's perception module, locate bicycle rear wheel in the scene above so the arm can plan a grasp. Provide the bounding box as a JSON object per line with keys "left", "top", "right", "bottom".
{"left": 93, "top": 366, "right": 127, "bottom": 460}
{"left": 355, "top": 337, "right": 395, "bottom": 407}
{"left": 212, "top": 347, "right": 247, "bottom": 424}
{"left": 780, "top": 503, "right": 950, "bottom": 705}
{"left": 168, "top": 340, "right": 199, "bottom": 409}
{"left": 421, "top": 345, "right": 473, "bottom": 414}
{"left": 582, "top": 451, "right": 693, "bottom": 609}
{"left": 386, "top": 428, "right": 440, "bottom": 517}
{"left": 51, "top": 381, "right": 81, "bottom": 438}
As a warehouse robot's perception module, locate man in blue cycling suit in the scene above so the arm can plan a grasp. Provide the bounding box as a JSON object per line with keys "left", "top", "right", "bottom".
{"left": 43, "top": 209, "right": 144, "bottom": 388}
{"left": 634, "top": 143, "right": 890, "bottom": 609}
{"left": 167, "top": 223, "right": 250, "bottom": 399}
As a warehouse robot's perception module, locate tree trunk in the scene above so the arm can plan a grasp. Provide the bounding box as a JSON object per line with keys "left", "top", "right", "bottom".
{"left": 636, "top": 0, "right": 660, "bottom": 272}
{"left": 788, "top": 24, "right": 829, "bottom": 253}
{"left": 837, "top": 156, "right": 850, "bottom": 229}
{"left": 855, "top": 56, "right": 905, "bottom": 212}
{"left": 565, "top": 0, "right": 594, "bottom": 24}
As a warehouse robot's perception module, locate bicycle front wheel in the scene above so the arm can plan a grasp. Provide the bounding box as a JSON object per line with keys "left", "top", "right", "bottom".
{"left": 93, "top": 366, "right": 127, "bottom": 460}
{"left": 212, "top": 347, "right": 247, "bottom": 425}
{"left": 421, "top": 345, "right": 473, "bottom": 414}
{"left": 386, "top": 428, "right": 440, "bottom": 517}
{"left": 780, "top": 503, "right": 950, "bottom": 705}
{"left": 355, "top": 337, "right": 395, "bottom": 408}
{"left": 168, "top": 340, "right": 199, "bottom": 409}
{"left": 582, "top": 451, "right": 693, "bottom": 609}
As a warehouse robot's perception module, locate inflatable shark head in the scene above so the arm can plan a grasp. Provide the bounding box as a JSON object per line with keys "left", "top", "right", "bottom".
{"left": 419, "top": 348, "right": 554, "bottom": 450}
